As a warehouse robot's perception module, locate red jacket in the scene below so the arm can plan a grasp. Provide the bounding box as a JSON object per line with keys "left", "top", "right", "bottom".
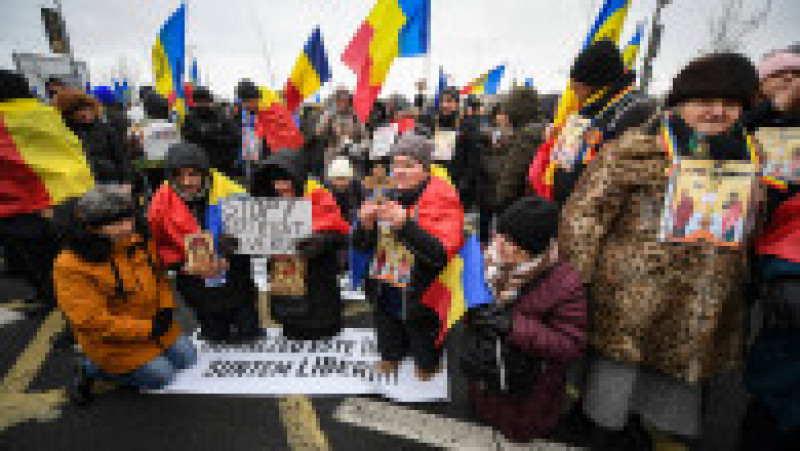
{"left": 756, "top": 192, "right": 800, "bottom": 263}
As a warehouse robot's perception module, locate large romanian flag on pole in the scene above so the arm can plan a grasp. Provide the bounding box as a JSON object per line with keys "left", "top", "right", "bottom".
{"left": 461, "top": 64, "right": 506, "bottom": 96}
{"left": 284, "top": 27, "right": 332, "bottom": 113}
{"left": 152, "top": 4, "right": 186, "bottom": 121}
{"left": 342, "top": 0, "right": 431, "bottom": 123}
{"left": 0, "top": 99, "right": 94, "bottom": 217}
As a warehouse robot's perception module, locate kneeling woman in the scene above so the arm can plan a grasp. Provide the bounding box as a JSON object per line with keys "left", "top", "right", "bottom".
{"left": 54, "top": 187, "right": 196, "bottom": 402}
{"left": 462, "top": 197, "right": 587, "bottom": 442}
{"left": 252, "top": 149, "right": 350, "bottom": 340}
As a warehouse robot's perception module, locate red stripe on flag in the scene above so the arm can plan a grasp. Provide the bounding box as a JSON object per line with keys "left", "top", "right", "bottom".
{"left": 420, "top": 279, "right": 453, "bottom": 346}
{"left": 342, "top": 23, "right": 375, "bottom": 73}
{"left": 256, "top": 103, "right": 305, "bottom": 152}
{"left": 0, "top": 116, "right": 51, "bottom": 217}
{"left": 283, "top": 81, "right": 303, "bottom": 113}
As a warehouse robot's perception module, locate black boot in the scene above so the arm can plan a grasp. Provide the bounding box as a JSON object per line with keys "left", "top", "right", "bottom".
{"left": 549, "top": 403, "right": 597, "bottom": 447}
{"left": 68, "top": 358, "right": 94, "bottom": 407}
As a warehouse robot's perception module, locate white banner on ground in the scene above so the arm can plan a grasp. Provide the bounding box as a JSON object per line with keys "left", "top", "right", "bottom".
{"left": 220, "top": 198, "right": 312, "bottom": 255}
{"left": 156, "top": 328, "right": 448, "bottom": 402}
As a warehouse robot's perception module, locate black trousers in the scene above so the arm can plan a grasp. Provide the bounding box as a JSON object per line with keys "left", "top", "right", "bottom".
{"left": 738, "top": 399, "right": 800, "bottom": 451}
{"left": 0, "top": 214, "right": 59, "bottom": 307}
{"left": 369, "top": 281, "right": 444, "bottom": 370}
{"left": 194, "top": 301, "right": 260, "bottom": 341}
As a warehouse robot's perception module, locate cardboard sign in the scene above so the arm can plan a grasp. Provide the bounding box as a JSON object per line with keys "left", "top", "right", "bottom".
{"left": 434, "top": 130, "right": 458, "bottom": 161}
{"left": 140, "top": 120, "right": 180, "bottom": 161}
{"left": 155, "top": 328, "right": 448, "bottom": 402}
{"left": 220, "top": 198, "right": 312, "bottom": 255}
{"left": 659, "top": 158, "right": 757, "bottom": 247}
{"left": 371, "top": 124, "right": 398, "bottom": 160}
{"left": 756, "top": 127, "right": 800, "bottom": 184}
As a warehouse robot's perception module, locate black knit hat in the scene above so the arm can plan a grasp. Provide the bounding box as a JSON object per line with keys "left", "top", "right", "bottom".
{"left": 570, "top": 39, "right": 626, "bottom": 88}
{"left": 235, "top": 79, "right": 260, "bottom": 101}
{"left": 496, "top": 197, "right": 559, "bottom": 256}
{"left": 0, "top": 69, "right": 33, "bottom": 102}
{"left": 666, "top": 52, "right": 758, "bottom": 109}
{"left": 76, "top": 185, "right": 135, "bottom": 228}
{"left": 192, "top": 86, "right": 213, "bottom": 104}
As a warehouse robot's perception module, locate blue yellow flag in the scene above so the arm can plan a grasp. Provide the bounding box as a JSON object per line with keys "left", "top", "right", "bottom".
{"left": 152, "top": 4, "right": 186, "bottom": 120}
{"left": 623, "top": 20, "right": 646, "bottom": 70}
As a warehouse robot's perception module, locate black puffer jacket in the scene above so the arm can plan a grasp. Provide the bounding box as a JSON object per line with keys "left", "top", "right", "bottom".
{"left": 182, "top": 105, "right": 240, "bottom": 179}
{"left": 252, "top": 149, "right": 346, "bottom": 340}
{"left": 67, "top": 120, "right": 132, "bottom": 184}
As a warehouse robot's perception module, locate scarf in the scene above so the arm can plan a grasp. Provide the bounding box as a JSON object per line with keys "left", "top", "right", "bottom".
{"left": 485, "top": 241, "right": 557, "bottom": 304}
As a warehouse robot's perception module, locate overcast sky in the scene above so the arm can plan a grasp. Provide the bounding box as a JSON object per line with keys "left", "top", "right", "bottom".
{"left": 1, "top": 0, "right": 797, "bottom": 100}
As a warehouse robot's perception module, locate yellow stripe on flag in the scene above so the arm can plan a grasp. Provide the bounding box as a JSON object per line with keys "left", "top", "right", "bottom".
{"left": 0, "top": 99, "right": 94, "bottom": 205}
{"left": 258, "top": 86, "right": 283, "bottom": 109}
{"left": 291, "top": 55, "right": 323, "bottom": 98}
{"left": 152, "top": 40, "right": 184, "bottom": 119}
{"left": 366, "top": 0, "right": 407, "bottom": 86}
{"left": 440, "top": 256, "right": 466, "bottom": 330}
{"left": 430, "top": 164, "right": 454, "bottom": 187}
{"left": 208, "top": 170, "right": 247, "bottom": 205}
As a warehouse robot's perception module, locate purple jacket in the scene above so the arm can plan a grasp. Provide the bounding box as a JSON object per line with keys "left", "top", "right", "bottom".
{"left": 468, "top": 260, "right": 587, "bottom": 442}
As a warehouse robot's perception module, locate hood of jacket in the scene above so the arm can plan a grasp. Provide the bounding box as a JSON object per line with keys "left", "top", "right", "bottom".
{"left": 251, "top": 149, "right": 307, "bottom": 197}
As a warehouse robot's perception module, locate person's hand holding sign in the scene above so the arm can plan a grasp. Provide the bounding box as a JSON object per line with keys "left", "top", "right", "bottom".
{"left": 377, "top": 200, "right": 409, "bottom": 230}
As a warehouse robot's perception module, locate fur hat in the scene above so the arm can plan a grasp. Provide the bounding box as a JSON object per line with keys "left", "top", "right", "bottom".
{"left": 235, "top": 79, "right": 260, "bottom": 101}
{"left": 570, "top": 39, "right": 626, "bottom": 88}
{"left": 666, "top": 52, "right": 758, "bottom": 109}
{"left": 76, "top": 185, "right": 135, "bottom": 228}
{"left": 496, "top": 197, "right": 558, "bottom": 256}
{"left": 392, "top": 133, "right": 433, "bottom": 169}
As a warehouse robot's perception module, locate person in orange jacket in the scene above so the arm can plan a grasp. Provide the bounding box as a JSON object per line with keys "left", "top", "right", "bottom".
{"left": 53, "top": 186, "right": 196, "bottom": 404}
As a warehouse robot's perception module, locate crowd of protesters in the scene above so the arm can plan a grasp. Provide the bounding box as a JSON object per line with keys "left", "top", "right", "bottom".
{"left": 0, "top": 38, "right": 798, "bottom": 450}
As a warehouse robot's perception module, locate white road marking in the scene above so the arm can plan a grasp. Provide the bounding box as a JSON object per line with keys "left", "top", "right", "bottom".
{"left": 0, "top": 307, "right": 25, "bottom": 327}
{"left": 334, "top": 397, "right": 582, "bottom": 450}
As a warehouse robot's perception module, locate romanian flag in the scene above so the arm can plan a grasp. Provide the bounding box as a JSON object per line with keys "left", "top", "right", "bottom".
{"left": 303, "top": 178, "right": 351, "bottom": 234}
{"left": 148, "top": 170, "right": 247, "bottom": 266}
{"left": 0, "top": 98, "right": 94, "bottom": 217}
{"left": 284, "top": 27, "right": 332, "bottom": 113}
{"left": 529, "top": 0, "right": 631, "bottom": 199}
{"left": 461, "top": 64, "right": 506, "bottom": 96}
{"left": 255, "top": 86, "right": 305, "bottom": 151}
{"left": 342, "top": 0, "right": 431, "bottom": 123}
{"left": 152, "top": 4, "right": 186, "bottom": 120}
{"left": 623, "top": 20, "right": 646, "bottom": 70}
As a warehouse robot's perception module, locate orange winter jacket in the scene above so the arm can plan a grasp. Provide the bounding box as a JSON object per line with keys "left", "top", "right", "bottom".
{"left": 53, "top": 235, "right": 181, "bottom": 374}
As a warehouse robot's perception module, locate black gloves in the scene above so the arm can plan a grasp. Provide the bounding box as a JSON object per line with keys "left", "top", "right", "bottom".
{"left": 150, "top": 307, "right": 174, "bottom": 339}
{"left": 470, "top": 303, "right": 513, "bottom": 339}
{"left": 217, "top": 233, "right": 239, "bottom": 256}
{"left": 295, "top": 235, "right": 331, "bottom": 259}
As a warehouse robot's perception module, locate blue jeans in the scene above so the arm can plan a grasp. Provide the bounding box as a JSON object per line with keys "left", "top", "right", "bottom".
{"left": 84, "top": 335, "right": 198, "bottom": 390}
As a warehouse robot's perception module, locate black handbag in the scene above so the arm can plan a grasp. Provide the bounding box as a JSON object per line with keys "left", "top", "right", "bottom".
{"left": 460, "top": 303, "right": 547, "bottom": 396}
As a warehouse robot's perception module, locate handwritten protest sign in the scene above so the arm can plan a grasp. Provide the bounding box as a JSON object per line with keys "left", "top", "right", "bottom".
{"left": 155, "top": 328, "right": 448, "bottom": 402}
{"left": 220, "top": 198, "right": 312, "bottom": 255}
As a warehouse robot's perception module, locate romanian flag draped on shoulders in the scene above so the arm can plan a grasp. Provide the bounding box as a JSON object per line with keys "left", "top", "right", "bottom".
{"left": 148, "top": 170, "right": 246, "bottom": 266}
{"left": 254, "top": 86, "right": 305, "bottom": 151}
{"left": 342, "top": 0, "right": 431, "bottom": 123}
{"left": 303, "top": 178, "right": 350, "bottom": 234}
{"left": 284, "top": 27, "right": 332, "bottom": 113}
{"left": 0, "top": 98, "right": 94, "bottom": 217}
{"left": 461, "top": 64, "right": 506, "bottom": 96}
{"left": 152, "top": 3, "right": 186, "bottom": 121}
{"left": 350, "top": 165, "right": 491, "bottom": 345}
{"left": 529, "top": 0, "right": 632, "bottom": 200}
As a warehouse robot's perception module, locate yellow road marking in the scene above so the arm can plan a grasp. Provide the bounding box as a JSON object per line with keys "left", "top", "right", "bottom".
{"left": 1, "top": 310, "right": 65, "bottom": 394}
{"left": 343, "top": 302, "right": 372, "bottom": 319}
{"left": 260, "top": 290, "right": 329, "bottom": 450}
{"left": 0, "top": 310, "right": 67, "bottom": 431}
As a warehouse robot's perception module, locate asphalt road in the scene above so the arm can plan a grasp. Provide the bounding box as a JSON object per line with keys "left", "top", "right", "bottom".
{"left": 0, "top": 265, "right": 751, "bottom": 451}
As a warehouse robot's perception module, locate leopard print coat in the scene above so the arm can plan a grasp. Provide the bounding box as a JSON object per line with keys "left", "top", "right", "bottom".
{"left": 559, "top": 129, "right": 758, "bottom": 384}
